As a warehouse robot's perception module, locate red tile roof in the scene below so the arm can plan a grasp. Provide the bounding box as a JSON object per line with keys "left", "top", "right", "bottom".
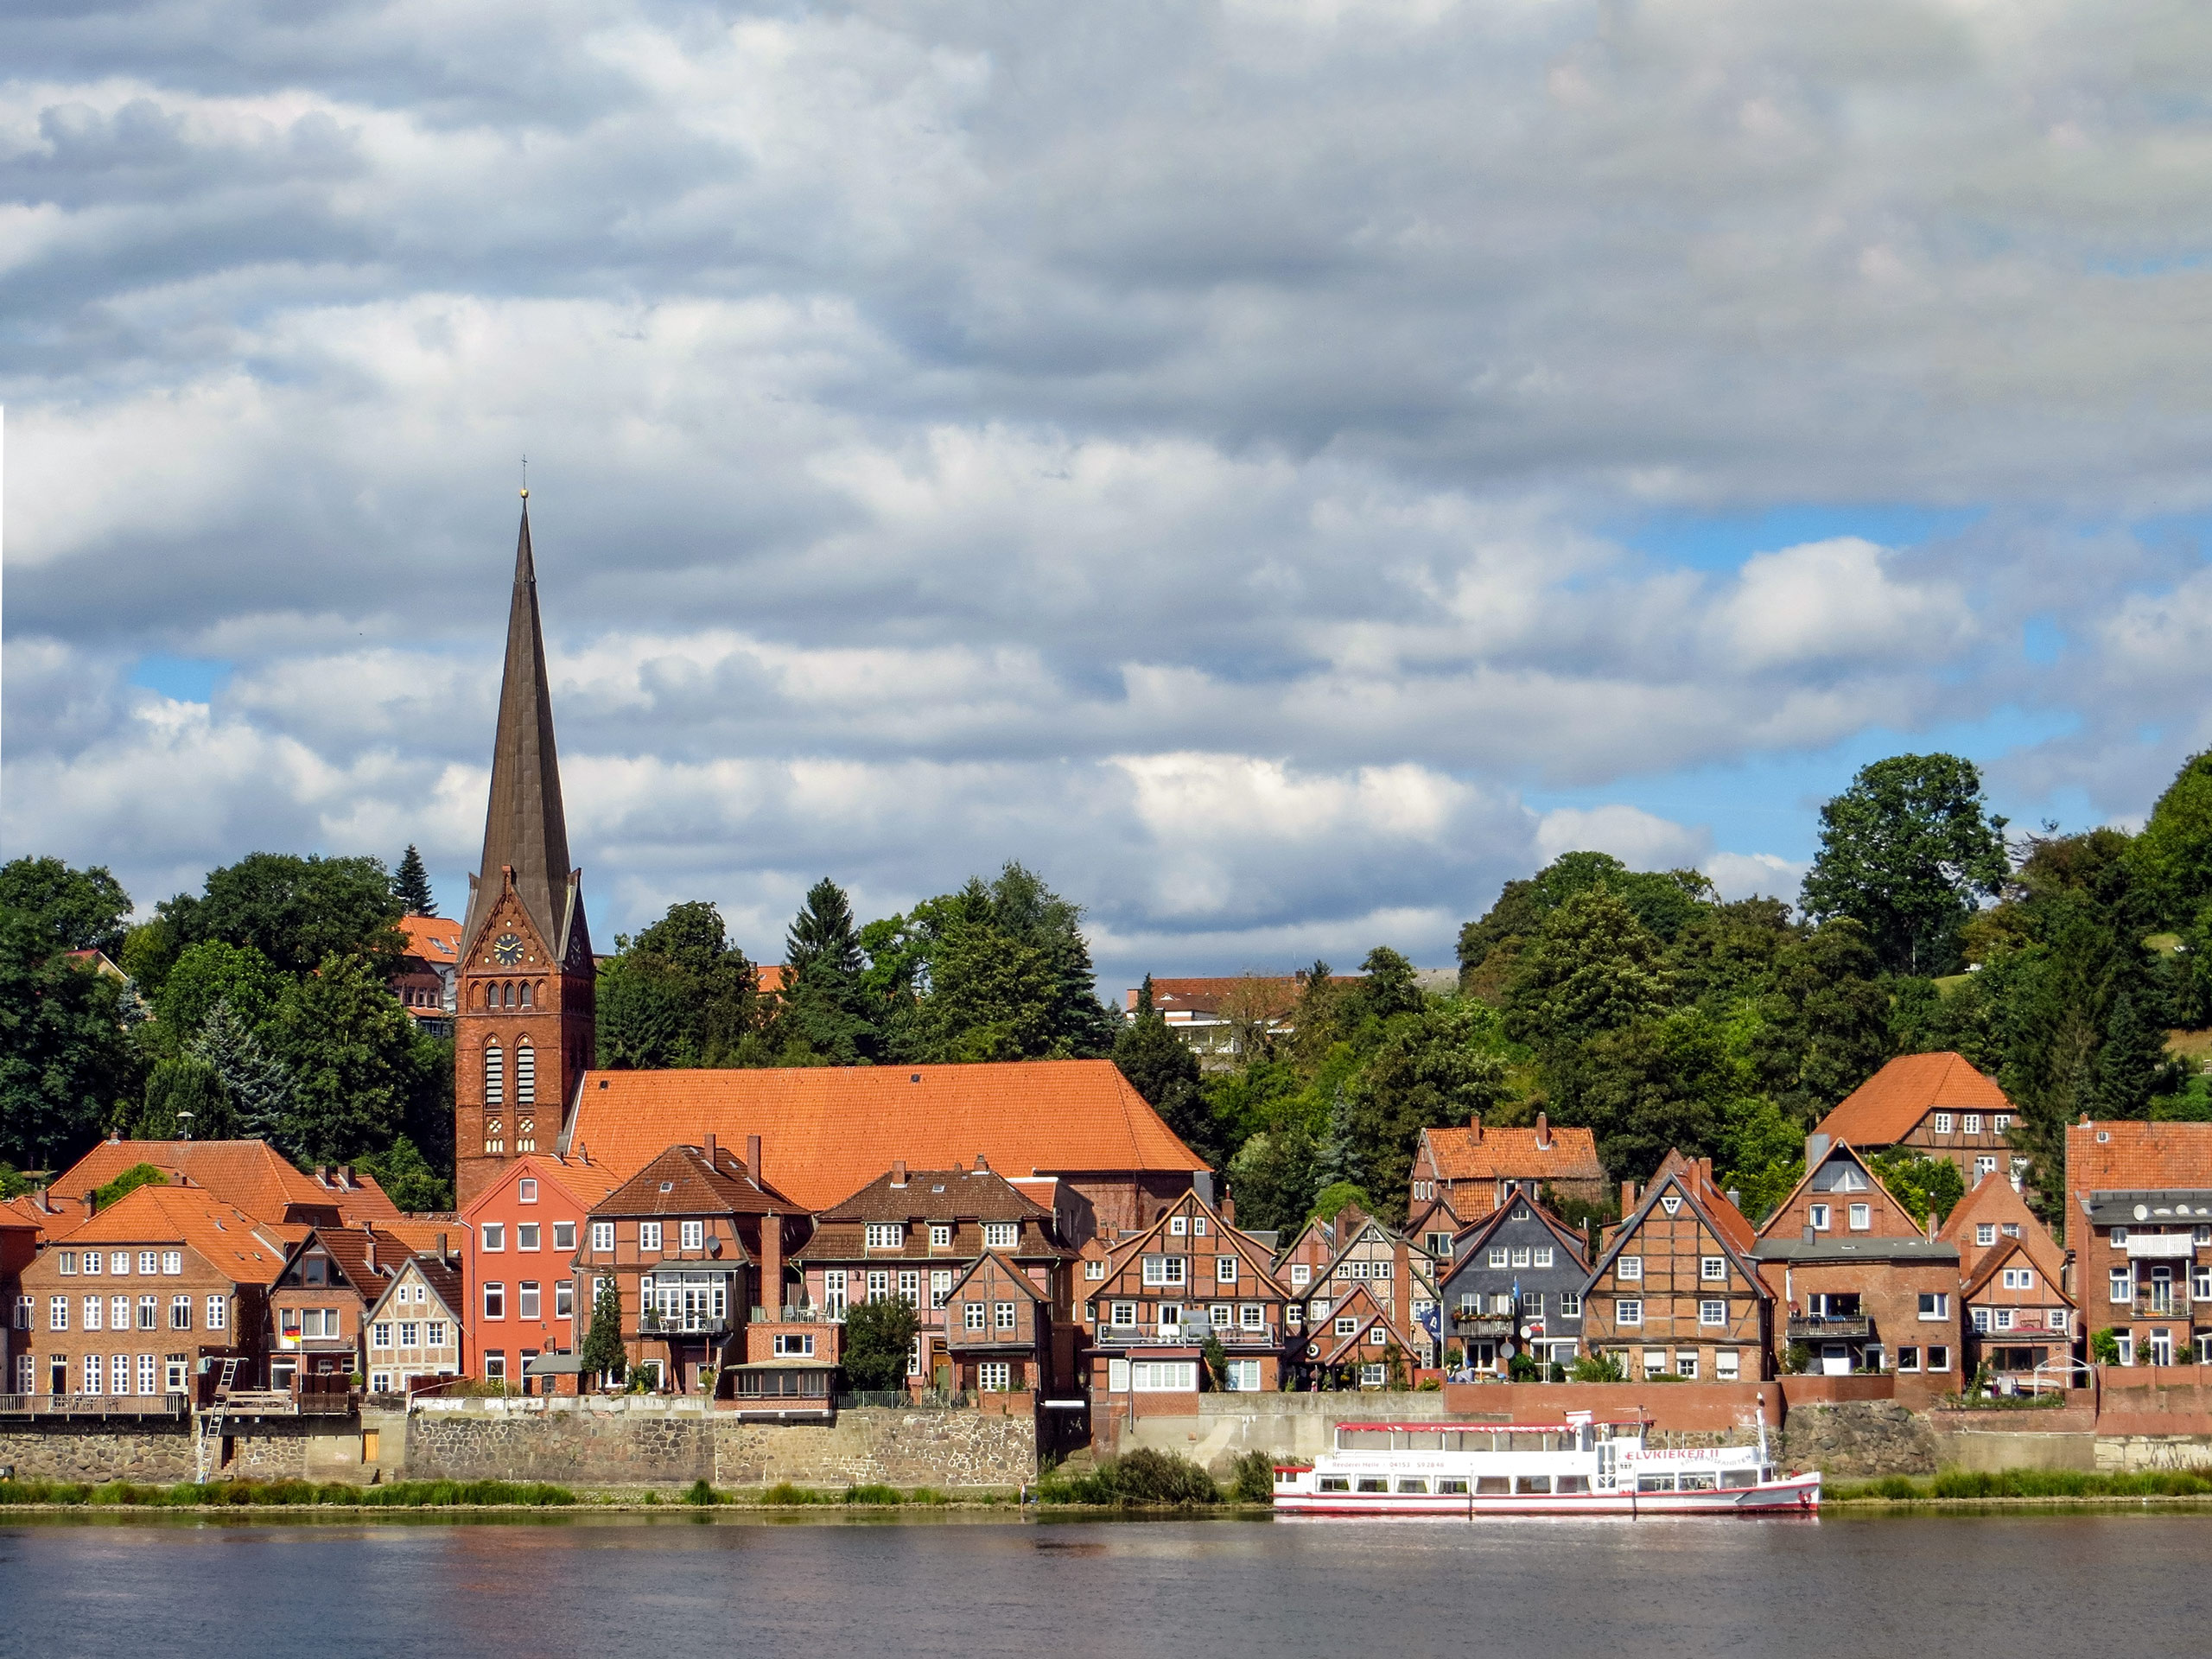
{"left": 754, "top": 964, "right": 791, "bottom": 996}
{"left": 1939, "top": 1171, "right": 2066, "bottom": 1282}
{"left": 1815, "top": 1052, "right": 2011, "bottom": 1147}
{"left": 2065, "top": 1119, "right": 2212, "bottom": 1195}
{"left": 1421, "top": 1117, "right": 1605, "bottom": 1185}
{"left": 591, "top": 1142, "right": 796, "bottom": 1221}
{"left": 49, "top": 1140, "right": 402, "bottom": 1228}
{"left": 1131, "top": 976, "right": 1306, "bottom": 1019}
{"left": 563, "top": 1060, "right": 1208, "bottom": 1210}
{"left": 57, "top": 1183, "right": 296, "bottom": 1284}
{"left": 398, "top": 914, "right": 462, "bottom": 965}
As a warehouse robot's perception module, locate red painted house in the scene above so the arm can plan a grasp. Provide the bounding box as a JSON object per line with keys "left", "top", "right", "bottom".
{"left": 463, "top": 1153, "right": 608, "bottom": 1390}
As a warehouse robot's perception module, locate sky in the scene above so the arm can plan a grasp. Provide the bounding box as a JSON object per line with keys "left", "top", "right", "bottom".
{"left": 7, "top": 0, "right": 2212, "bottom": 997}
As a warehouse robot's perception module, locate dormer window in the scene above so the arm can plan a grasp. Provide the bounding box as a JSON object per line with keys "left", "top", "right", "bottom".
{"left": 1660, "top": 1194, "right": 1681, "bottom": 1217}
{"left": 302, "top": 1257, "right": 327, "bottom": 1285}
{"left": 866, "top": 1224, "right": 905, "bottom": 1251}
{"left": 983, "top": 1223, "right": 1018, "bottom": 1249}
{"left": 930, "top": 1224, "right": 953, "bottom": 1249}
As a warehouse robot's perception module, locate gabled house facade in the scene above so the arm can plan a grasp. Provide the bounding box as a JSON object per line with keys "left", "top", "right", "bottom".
{"left": 465, "top": 1154, "right": 602, "bottom": 1389}
{"left": 1961, "top": 1236, "right": 2076, "bottom": 1387}
{"left": 2064, "top": 1119, "right": 2212, "bottom": 1367}
{"left": 363, "top": 1250, "right": 466, "bottom": 1395}
{"left": 1585, "top": 1153, "right": 1770, "bottom": 1382}
{"left": 1298, "top": 1209, "right": 1443, "bottom": 1374}
{"left": 1410, "top": 1112, "right": 1607, "bottom": 1228}
{"left": 575, "top": 1136, "right": 806, "bottom": 1395}
{"left": 1084, "top": 1189, "right": 1290, "bottom": 1398}
{"left": 793, "top": 1158, "right": 1070, "bottom": 1393}
{"left": 1439, "top": 1192, "right": 1591, "bottom": 1375}
{"left": 269, "top": 1220, "right": 450, "bottom": 1391}
{"left": 1307, "top": 1280, "right": 1420, "bottom": 1389}
{"left": 1942, "top": 1168, "right": 2068, "bottom": 1287}
{"left": 15, "top": 1185, "right": 286, "bottom": 1402}
{"left": 944, "top": 1251, "right": 1055, "bottom": 1397}
{"left": 1815, "top": 1052, "right": 2024, "bottom": 1191}
{"left": 1748, "top": 1138, "right": 1960, "bottom": 1379}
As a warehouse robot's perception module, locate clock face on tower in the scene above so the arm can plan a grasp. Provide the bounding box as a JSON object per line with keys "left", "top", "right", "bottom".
{"left": 493, "top": 932, "right": 524, "bottom": 966}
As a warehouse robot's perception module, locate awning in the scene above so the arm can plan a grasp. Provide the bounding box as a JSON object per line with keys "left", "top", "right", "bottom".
{"left": 524, "top": 1351, "right": 583, "bottom": 1376}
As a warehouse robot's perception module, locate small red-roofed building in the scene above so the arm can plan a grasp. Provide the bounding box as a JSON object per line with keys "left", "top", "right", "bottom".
{"left": 1815, "top": 1052, "right": 2024, "bottom": 1190}
{"left": 2065, "top": 1119, "right": 2212, "bottom": 1367}
{"left": 1961, "top": 1235, "right": 2077, "bottom": 1389}
{"left": 1942, "top": 1169, "right": 2066, "bottom": 1286}
{"left": 362, "top": 1247, "right": 467, "bottom": 1396}
{"left": 13, "top": 1184, "right": 291, "bottom": 1406}
{"left": 1585, "top": 1152, "right": 1770, "bottom": 1382}
{"left": 1410, "top": 1112, "right": 1608, "bottom": 1226}
{"left": 392, "top": 913, "right": 463, "bottom": 1036}
{"left": 267, "top": 1218, "right": 463, "bottom": 1393}
{"left": 47, "top": 1139, "right": 401, "bottom": 1232}
{"left": 943, "top": 1250, "right": 1056, "bottom": 1402}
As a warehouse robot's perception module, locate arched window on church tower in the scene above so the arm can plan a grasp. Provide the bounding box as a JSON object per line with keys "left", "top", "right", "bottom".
{"left": 516, "top": 1041, "right": 536, "bottom": 1104}
{"left": 485, "top": 1042, "right": 505, "bottom": 1105}
{"left": 503, "top": 981, "right": 515, "bottom": 1008}
{"left": 519, "top": 980, "right": 533, "bottom": 1008}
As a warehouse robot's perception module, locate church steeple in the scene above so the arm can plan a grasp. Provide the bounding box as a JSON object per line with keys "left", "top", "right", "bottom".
{"left": 462, "top": 494, "right": 577, "bottom": 956}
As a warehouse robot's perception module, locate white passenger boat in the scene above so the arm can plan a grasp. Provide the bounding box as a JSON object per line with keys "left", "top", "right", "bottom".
{"left": 1273, "top": 1406, "right": 1820, "bottom": 1516}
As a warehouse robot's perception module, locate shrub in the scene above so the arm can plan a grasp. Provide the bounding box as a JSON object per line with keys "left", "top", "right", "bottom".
{"left": 1569, "top": 1352, "right": 1625, "bottom": 1383}
{"left": 683, "top": 1478, "right": 721, "bottom": 1507}
{"left": 762, "top": 1482, "right": 827, "bottom": 1506}
{"left": 1226, "top": 1449, "right": 1276, "bottom": 1504}
{"left": 905, "top": 1487, "right": 949, "bottom": 1505}
{"left": 842, "top": 1484, "right": 904, "bottom": 1505}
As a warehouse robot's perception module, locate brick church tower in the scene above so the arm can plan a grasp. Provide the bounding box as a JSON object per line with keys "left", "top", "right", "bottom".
{"left": 454, "top": 494, "right": 595, "bottom": 1208}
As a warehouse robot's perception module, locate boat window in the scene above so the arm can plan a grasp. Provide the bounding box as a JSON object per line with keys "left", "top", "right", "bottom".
{"left": 1637, "top": 1475, "right": 1677, "bottom": 1493}
{"left": 1356, "top": 1478, "right": 1389, "bottom": 1493}
{"left": 1762, "top": 1468, "right": 1777, "bottom": 1484}
{"left": 1319, "top": 1477, "right": 1351, "bottom": 1493}
{"left": 1677, "top": 1473, "right": 1716, "bottom": 1491}
{"left": 1515, "top": 1475, "right": 1553, "bottom": 1495}
{"left": 1556, "top": 1475, "right": 1591, "bottom": 1494}
{"left": 1720, "top": 1469, "right": 1758, "bottom": 1490}
{"left": 1275, "top": 1469, "right": 1299, "bottom": 1485}
{"left": 1395, "top": 1479, "right": 1429, "bottom": 1495}
{"left": 1476, "top": 1476, "right": 1511, "bottom": 1495}
{"left": 1438, "top": 1479, "right": 1469, "bottom": 1496}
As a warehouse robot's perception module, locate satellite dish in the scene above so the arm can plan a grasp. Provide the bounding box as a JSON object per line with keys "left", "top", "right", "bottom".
{"left": 2134, "top": 1204, "right": 2150, "bottom": 1222}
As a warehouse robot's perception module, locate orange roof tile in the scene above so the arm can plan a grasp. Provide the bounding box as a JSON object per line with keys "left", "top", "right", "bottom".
{"left": 1815, "top": 1052, "right": 2011, "bottom": 1146}
{"left": 1421, "top": 1118, "right": 1605, "bottom": 1185}
{"left": 1134, "top": 976, "right": 1306, "bottom": 1020}
{"left": 2065, "top": 1119, "right": 2212, "bottom": 1196}
{"left": 754, "top": 964, "right": 791, "bottom": 996}
{"left": 461, "top": 1153, "right": 615, "bottom": 1220}
{"left": 398, "top": 914, "right": 462, "bottom": 964}
{"left": 50, "top": 1140, "right": 402, "bottom": 1228}
{"left": 563, "top": 1060, "right": 1208, "bottom": 1211}
{"left": 56, "top": 1183, "right": 295, "bottom": 1285}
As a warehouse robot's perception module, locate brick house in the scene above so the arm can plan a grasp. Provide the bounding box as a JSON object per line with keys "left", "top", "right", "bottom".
{"left": 1815, "top": 1052, "right": 2025, "bottom": 1191}
{"left": 1585, "top": 1152, "right": 1770, "bottom": 1382}
{"left": 1085, "top": 1188, "right": 1290, "bottom": 1399}
{"left": 268, "top": 1220, "right": 452, "bottom": 1391}
{"left": 793, "top": 1159, "right": 1070, "bottom": 1394}
{"left": 943, "top": 1251, "right": 1055, "bottom": 1397}
{"left": 1270, "top": 1211, "right": 1347, "bottom": 1335}
{"left": 575, "top": 1136, "right": 807, "bottom": 1395}
{"left": 1439, "top": 1192, "right": 1591, "bottom": 1375}
{"left": 3, "top": 1216, "right": 37, "bottom": 1396}
{"left": 2064, "top": 1119, "right": 2212, "bottom": 1367}
{"left": 1409, "top": 1112, "right": 1607, "bottom": 1227}
{"left": 465, "top": 1154, "right": 604, "bottom": 1388}
{"left": 47, "top": 1139, "right": 403, "bottom": 1231}
{"left": 363, "top": 1249, "right": 466, "bottom": 1395}
{"left": 15, "top": 1184, "right": 287, "bottom": 1403}
{"left": 1308, "top": 1280, "right": 1422, "bottom": 1389}
{"left": 1297, "top": 1207, "right": 1444, "bottom": 1375}
{"left": 1961, "top": 1236, "right": 2076, "bottom": 1388}
{"left": 1942, "top": 1168, "right": 2069, "bottom": 1286}
{"left": 1748, "top": 1138, "right": 1961, "bottom": 1379}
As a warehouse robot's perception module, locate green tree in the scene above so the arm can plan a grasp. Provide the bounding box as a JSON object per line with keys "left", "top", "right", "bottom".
{"left": 1350, "top": 999, "right": 1511, "bottom": 1214}
{"left": 158, "top": 851, "right": 405, "bottom": 976}
{"left": 580, "top": 1276, "right": 627, "bottom": 1386}
{"left": 358, "top": 1134, "right": 451, "bottom": 1211}
{"left": 265, "top": 952, "right": 421, "bottom": 1164}
{"left": 596, "top": 901, "right": 759, "bottom": 1068}
{"left": 191, "top": 998, "right": 296, "bottom": 1143}
{"left": 897, "top": 865, "right": 1117, "bottom": 1063}
{"left": 1717, "top": 1092, "right": 1805, "bottom": 1224}
{"left": 1224, "top": 1125, "right": 1318, "bottom": 1235}
{"left": 2094, "top": 989, "right": 2171, "bottom": 1119}
{"left": 0, "top": 856, "right": 133, "bottom": 957}
{"left": 1800, "top": 753, "right": 2010, "bottom": 976}
{"left": 1869, "top": 1148, "right": 1965, "bottom": 1227}
{"left": 0, "top": 908, "right": 139, "bottom": 1170}
{"left": 775, "top": 880, "right": 879, "bottom": 1064}
{"left": 92, "top": 1161, "right": 168, "bottom": 1210}
{"left": 153, "top": 940, "right": 284, "bottom": 1048}
{"left": 1308, "top": 1179, "right": 1375, "bottom": 1224}
{"left": 137, "top": 1056, "right": 232, "bottom": 1140}
{"left": 1751, "top": 918, "right": 1893, "bottom": 1122}
{"left": 1114, "top": 976, "right": 1212, "bottom": 1163}
{"left": 1313, "top": 1084, "right": 1363, "bottom": 1193}
{"left": 1505, "top": 888, "right": 1674, "bottom": 1054}
{"left": 1459, "top": 854, "right": 1713, "bottom": 997}
{"left": 842, "top": 1293, "right": 922, "bottom": 1392}
{"left": 391, "top": 845, "right": 437, "bottom": 916}
{"left": 2126, "top": 752, "right": 2212, "bottom": 928}
{"left": 1579, "top": 1008, "right": 1742, "bottom": 1182}
{"left": 1667, "top": 898, "right": 1794, "bottom": 1015}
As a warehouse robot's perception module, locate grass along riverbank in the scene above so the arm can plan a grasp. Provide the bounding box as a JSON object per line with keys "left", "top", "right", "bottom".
{"left": 1828, "top": 1469, "right": 2212, "bottom": 1503}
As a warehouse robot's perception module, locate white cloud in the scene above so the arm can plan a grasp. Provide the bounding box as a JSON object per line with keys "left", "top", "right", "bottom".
{"left": 1535, "top": 805, "right": 1710, "bottom": 871}
{"left": 1704, "top": 851, "right": 1807, "bottom": 905}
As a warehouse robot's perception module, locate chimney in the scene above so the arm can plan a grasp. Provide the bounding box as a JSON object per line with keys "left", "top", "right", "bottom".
{"left": 365, "top": 1236, "right": 377, "bottom": 1274}
{"left": 744, "top": 1134, "right": 762, "bottom": 1185}
{"left": 315, "top": 1166, "right": 329, "bottom": 1185}
{"left": 1221, "top": 1192, "right": 1236, "bottom": 1227}
{"left": 1927, "top": 1210, "right": 1939, "bottom": 1243}
{"left": 1805, "top": 1133, "right": 1830, "bottom": 1170}
{"left": 1470, "top": 1112, "right": 1483, "bottom": 1141}
{"left": 338, "top": 1165, "right": 353, "bottom": 1190}
{"left": 84, "top": 1189, "right": 99, "bottom": 1219}
{"left": 1620, "top": 1179, "right": 1636, "bottom": 1217}
{"left": 1700, "top": 1157, "right": 1714, "bottom": 1190}
{"left": 1802, "top": 1225, "right": 1815, "bottom": 1244}
{"left": 1535, "top": 1112, "right": 1550, "bottom": 1151}
{"left": 892, "top": 1160, "right": 907, "bottom": 1187}
{"left": 974, "top": 1154, "right": 989, "bottom": 1173}
{"left": 435, "top": 1232, "right": 449, "bottom": 1268}
{"left": 703, "top": 1132, "right": 716, "bottom": 1166}
{"left": 759, "top": 1215, "right": 784, "bottom": 1320}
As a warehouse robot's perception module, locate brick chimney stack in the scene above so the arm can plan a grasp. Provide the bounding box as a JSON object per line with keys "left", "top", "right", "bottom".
{"left": 1470, "top": 1112, "right": 1483, "bottom": 1141}
{"left": 974, "top": 1154, "right": 989, "bottom": 1173}
{"left": 1535, "top": 1111, "right": 1551, "bottom": 1151}
{"left": 759, "top": 1216, "right": 783, "bottom": 1319}
{"left": 892, "top": 1160, "right": 907, "bottom": 1187}
{"left": 703, "top": 1132, "right": 716, "bottom": 1166}
{"left": 747, "top": 1134, "right": 763, "bottom": 1184}
{"left": 1620, "top": 1179, "right": 1637, "bottom": 1216}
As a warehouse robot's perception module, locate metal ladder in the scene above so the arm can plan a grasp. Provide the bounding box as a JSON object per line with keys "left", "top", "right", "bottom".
{"left": 194, "top": 1359, "right": 242, "bottom": 1482}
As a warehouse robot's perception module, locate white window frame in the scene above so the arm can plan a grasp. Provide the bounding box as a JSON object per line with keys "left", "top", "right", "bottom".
{"left": 1933, "top": 1113, "right": 1953, "bottom": 1135}
{"left": 865, "top": 1224, "right": 905, "bottom": 1251}
{"left": 931, "top": 1224, "right": 954, "bottom": 1249}
{"left": 1848, "top": 1204, "right": 1871, "bottom": 1232}
{"left": 1141, "top": 1255, "right": 1187, "bottom": 1287}
{"left": 589, "top": 1221, "right": 614, "bottom": 1254}
{"left": 679, "top": 1220, "right": 703, "bottom": 1251}
{"left": 1808, "top": 1205, "right": 1830, "bottom": 1231}
{"left": 639, "top": 1222, "right": 663, "bottom": 1253}
{"left": 1700, "top": 1300, "right": 1726, "bottom": 1326}
{"left": 481, "top": 1224, "right": 505, "bottom": 1253}
{"left": 518, "top": 1222, "right": 542, "bottom": 1252}
{"left": 1918, "top": 1292, "right": 1949, "bottom": 1319}
{"left": 1217, "top": 1255, "right": 1239, "bottom": 1285}
{"left": 1618, "top": 1299, "right": 1643, "bottom": 1326}
{"left": 1700, "top": 1256, "right": 1726, "bottom": 1281}
{"left": 983, "top": 1223, "right": 1017, "bottom": 1249}
{"left": 1618, "top": 1255, "right": 1642, "bottom": 1281}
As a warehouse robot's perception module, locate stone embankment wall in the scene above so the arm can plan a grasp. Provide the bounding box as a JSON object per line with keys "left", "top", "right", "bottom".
{"left": 404, "top": 1398, "right": 1036, "bottom": 1491}
{"left": 0, "top": 1422, "right": 197, "bottom": 1482}
{"left": 1780, "top": 1403, "right": 1941, "bottom": 1478}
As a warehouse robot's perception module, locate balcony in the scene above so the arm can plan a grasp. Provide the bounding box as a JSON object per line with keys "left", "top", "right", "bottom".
{"left": 1101, "top": 1322, "right": 1278, "bottom": 1347}
{"left": 1788, "top": 1314, "right": 1872, "bottom": 1342}
{"left": 1452, "top": 1316, "right": 1516, "bottom": 1339}
{"left": 0, "top": 1393, "right": 192, "bottom": 1420}
{"left": 639, "top": 1311, "right": 732, "bottom": 1338}
{"left": 2131, "top": 1294, "right": 2196, "bottom": 1319}
{"left": 750, "top": 1304, "right": 841, "bottom": 1325}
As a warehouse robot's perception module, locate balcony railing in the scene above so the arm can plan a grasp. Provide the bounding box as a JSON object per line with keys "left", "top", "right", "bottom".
{"left": 1100, "top": 1323, "right": 1278, "bottom": 1346}
{"left": 1452, "top": 1316, "right": 1516, "bottom": 1339}
{"left": 639, "top": 1312, "right": 732, "bottom": 1338}
{"left": 1788, "top": 1314, "right": 1873, "bottom": 1341}
{"left": 750, "top": 1304, "right": 841, "bottom": 1325}
{"left": 2131, "top": 1293, "right": 2195, "bottom": 1318}
{"left": 0, "top": 1393, "right": 192, "bottom": 1419}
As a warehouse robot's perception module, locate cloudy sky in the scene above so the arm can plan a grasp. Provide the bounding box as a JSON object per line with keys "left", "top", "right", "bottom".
{"left": 7, "top": 0, "right": 2212, "bottom": 994}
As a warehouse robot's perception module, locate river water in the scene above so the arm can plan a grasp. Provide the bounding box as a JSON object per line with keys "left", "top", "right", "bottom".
{"left": 2, "top": 1511, "right": 2204, "bottom": 1657}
